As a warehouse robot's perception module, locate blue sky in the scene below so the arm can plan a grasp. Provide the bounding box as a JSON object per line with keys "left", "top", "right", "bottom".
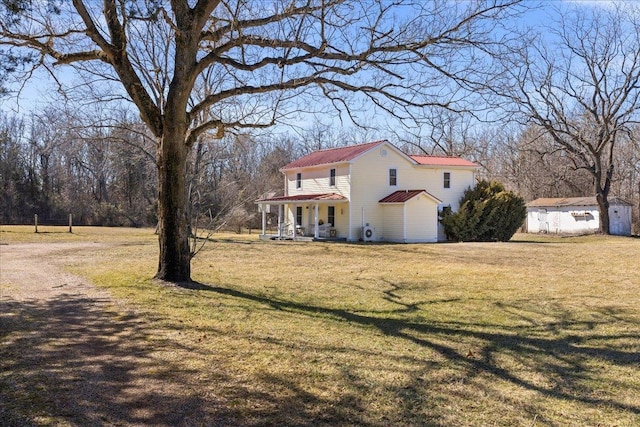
{"left": 0, "top": 0, "right": 627, "bottom": 122}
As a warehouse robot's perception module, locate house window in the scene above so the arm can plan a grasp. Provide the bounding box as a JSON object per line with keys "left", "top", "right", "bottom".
{"left": 328, "top": 206, "right": 335, "bottom": 227}
{"left": 329, "top": 168, "right": 336, "bottom": 187}
{"left": 443, "top": 172, "right": 451, "bottom": 189}
{"left": 389, "top": 168, "right": 397, "bottom": 186}
{"left": 296, "top": 206, "right": 303, "bottom": 226}
{"left": 296, "top": 172, "right": 302, "bottom": 189}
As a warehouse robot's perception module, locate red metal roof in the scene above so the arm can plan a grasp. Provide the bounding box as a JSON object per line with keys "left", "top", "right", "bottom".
{"left": 281, "top": 140, "right": 387, "bottom": 170}
{"left": 280, "top": 141, "right": 478, "bottom": 170}
{"left": 379, "top": 190, "right": 442, "bottom": 203}
{"left": 256, "top": 193, "right": 347, "bottom": 203}
{"left": 409, "top": 155, "right": 479, "bottom": 168}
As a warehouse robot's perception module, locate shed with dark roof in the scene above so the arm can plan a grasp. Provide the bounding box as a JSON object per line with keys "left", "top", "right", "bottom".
{"left": 525, "top": 197, "right": 632, "bottom": 236}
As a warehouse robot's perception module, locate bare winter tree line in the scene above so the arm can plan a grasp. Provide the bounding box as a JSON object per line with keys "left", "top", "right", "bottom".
{"left": 0, "top": 108, "right": 156, "bottom": 226}
{"left": 0, "top": 108, "right": 374, "bottom": 229}
{"left": 3, "top": 107, "right": 638, "bottom": 233}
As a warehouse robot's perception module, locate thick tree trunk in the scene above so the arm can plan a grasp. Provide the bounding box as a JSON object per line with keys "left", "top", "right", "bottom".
{"left": 596, "top": 190, "right": 610, "bottom": 235}
{"left": 595, "top": 160, "right": 615, "bottom": 235}
{"left": 155, "top": 130, "right": 191, "bottom": 282}
{"left": 153, "top": 22, "right": 199, "bottom": 283}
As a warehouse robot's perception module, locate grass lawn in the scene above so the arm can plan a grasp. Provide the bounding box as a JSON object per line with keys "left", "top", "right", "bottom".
{"left": 1, "top": 226, "right": 639, "bottom": 426}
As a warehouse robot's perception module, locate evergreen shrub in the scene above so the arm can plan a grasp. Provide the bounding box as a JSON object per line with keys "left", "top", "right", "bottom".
{"left": 440, "top": 180, "right": 526, "bottom": 242}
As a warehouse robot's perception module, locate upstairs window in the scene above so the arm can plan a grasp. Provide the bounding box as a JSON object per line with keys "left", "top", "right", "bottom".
{"left": 329, "top": 168, "right": 336, "bottom": 186}
{"left": 389, "top": 168, "right": 397, "bottom": 186}
{"left": 296, "top": 172, "right": 302, "bottom": 189}
{"left": 443, "top": 172, "right": 451, "bottom": 189}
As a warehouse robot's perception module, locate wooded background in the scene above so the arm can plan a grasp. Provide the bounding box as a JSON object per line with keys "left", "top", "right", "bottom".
{"left": 1, "top": 1, "right": 639, "bottom": 236}
{"left": 2, "top": 108, "right": 638, "bottom": 234}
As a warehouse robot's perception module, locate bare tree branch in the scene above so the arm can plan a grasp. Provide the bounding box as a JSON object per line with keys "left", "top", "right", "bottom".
{"left": 497, "top": 3, "right": 640, "bottom": 233}
{"left": 1, "top": 0, "right": 523, "bottom": 281}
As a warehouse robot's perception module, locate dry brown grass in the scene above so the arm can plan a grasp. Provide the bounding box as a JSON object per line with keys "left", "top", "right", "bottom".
{"left": 0, "top": 225, "right": 154, "bottom": 244}
{"left": 2, "top": 228, "right": 639, "bottom": 426}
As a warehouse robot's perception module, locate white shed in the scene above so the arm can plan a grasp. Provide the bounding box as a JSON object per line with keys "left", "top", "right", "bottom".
{"left": 526, "top": 197, "right": 632, "bottom": 236}
{"left": 379, "top": 189, "right": 442, "bottom": 243}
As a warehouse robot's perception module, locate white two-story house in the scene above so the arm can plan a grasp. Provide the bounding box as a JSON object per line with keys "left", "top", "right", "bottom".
{"left": 256, "top": 140, "right": 478, "bottom": 242}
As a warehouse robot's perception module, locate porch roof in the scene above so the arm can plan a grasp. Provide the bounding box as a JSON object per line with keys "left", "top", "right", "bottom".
{"left": 256, "top": 193, "right": 348, "bottom": 205}
{"left": 379, "top": 189, "right": 442, "bottom": 204}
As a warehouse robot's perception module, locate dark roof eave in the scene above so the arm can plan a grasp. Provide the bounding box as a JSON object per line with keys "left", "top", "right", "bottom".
{"left": 256, "top": 193, "right": 348, "bottom": 204}
{"left": 279, "top": 159, "right": 352, "bottom": 172}
{"left": 413, "top": 163, "right": 480, "bottom": 169}
{"left": 526, "top": 196, "right": 633, "bottom": 208}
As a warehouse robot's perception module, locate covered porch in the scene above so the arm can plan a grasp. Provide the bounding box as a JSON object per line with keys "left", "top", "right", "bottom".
{"left": 255, "top": 193, "right": 348, "bottom": 241}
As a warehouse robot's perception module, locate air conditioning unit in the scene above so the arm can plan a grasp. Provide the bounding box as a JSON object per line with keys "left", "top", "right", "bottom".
{"left": 362, "top": 225, "right": 376, "bottom": 242}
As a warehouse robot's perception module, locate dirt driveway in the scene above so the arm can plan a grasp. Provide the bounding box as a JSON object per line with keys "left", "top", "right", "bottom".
{"left": 0, "top": 242, "right": 110, "bottom": 301}
{"left": 0, "top": 243, "right": 225, "bottom": 427}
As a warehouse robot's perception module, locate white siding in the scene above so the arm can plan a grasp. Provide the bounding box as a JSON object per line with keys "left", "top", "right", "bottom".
{"left": 348, "top": 142, "right": 476, "bottom": 241}
{"left": 349, "top": 143, "right": 408, "bottom": 240}
{"left": 610, "top": 204, "right": 632, "bottom": 236}
{"left": 381, "top": 196, "right": 439, "bottom": 243}
{"left": 526, "top": 206, "right": 600, "bottom": 234}
{"left": 527, "top": 203, "right": 631, "bottom": 236}
{"left": 280, "top": 164, "right": 351, "bottom": 238}
{"left": 405, "top": 195, "right": 439, "bottom": 242}
{"left": 382, "top": 204, "right": 404, "bottom": 241}
{"left": 280, "top": 141, "right": 477, "bottom": 242}
{"left": 285, "top": 164, "right": 351, "bottom": 198}
{"left": 526, "top": 209, "right": 545, "bottom": 233}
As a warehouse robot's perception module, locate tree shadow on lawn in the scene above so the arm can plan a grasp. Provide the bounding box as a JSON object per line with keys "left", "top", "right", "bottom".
{"left": 3, "top": 284, "right": 638, "bottom": 426}
{"left": 0, "top": 292, "right": 376, "bottom": 427}
{"left": 0, "top": 294, "right": 232, "bottom": 427}
{"left": 183, "top": 281, "right": 640, "bottom": 422}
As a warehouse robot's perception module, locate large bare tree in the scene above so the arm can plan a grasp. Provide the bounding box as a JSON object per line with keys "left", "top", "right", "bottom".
{"left": 1, "top": 0, "right": 519, "bottom": 282}
{"left": 498, "top": 4, "right": 640, "bottom": 234}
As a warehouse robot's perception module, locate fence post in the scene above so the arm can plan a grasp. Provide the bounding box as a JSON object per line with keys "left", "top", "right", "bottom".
{"left": 35, "top": 214, "right": 38, "bottom": 233}
{"left": 69, "top": 213, "right": 73, "bottom": 233}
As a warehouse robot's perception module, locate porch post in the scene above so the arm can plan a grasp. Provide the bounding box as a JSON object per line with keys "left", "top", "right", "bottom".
{"left": 314, "top": 203, "right": 319, "bottom": 239}
{"left": 278, "top": 205, "right": 283, "bottom": 239}
{"left": 261, "top": 204, "right": 266, "bottom": 236}
{"left": 293, "top": 203, "right": 297, "bottom": 241}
